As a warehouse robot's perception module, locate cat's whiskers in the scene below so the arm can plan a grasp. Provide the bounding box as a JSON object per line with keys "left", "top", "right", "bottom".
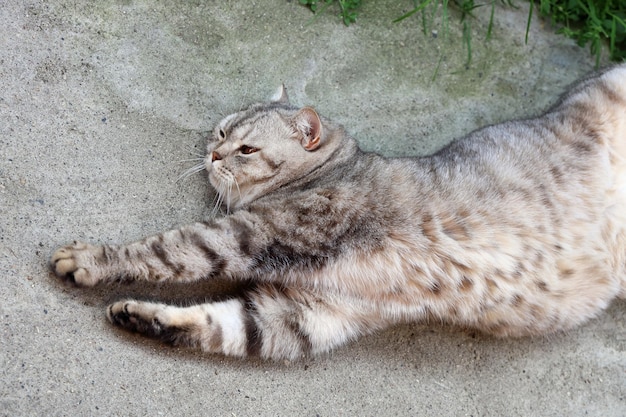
{"left": 176, "top": 162, "right": 206, "bottom": 182}
{"left": 176, "top": 157, "right": 205, "bottom": 163}
{"left": 233, "top": 176, "right": 242, "bottom": 201}
{"left": 225, "top": 182, "right": 232, "bottom": 214}
{"left": 210, "top": 180, "right": 226, "bottom": 218}
{"left": 176, "top": 145, "right": 208, "bottom": 182}
{"left": 185, "top": 147, "right": 206, "bottom": 158}
{"left": 209, "top": 170, "right": 240, "bottom": 217}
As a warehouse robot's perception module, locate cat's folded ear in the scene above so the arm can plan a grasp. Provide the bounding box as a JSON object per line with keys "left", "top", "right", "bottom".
{"left": 292, "top": 107, "right": 322, "bottom": 152}
{"left": 271, "top": 84, "right": 290, "bottom": 104}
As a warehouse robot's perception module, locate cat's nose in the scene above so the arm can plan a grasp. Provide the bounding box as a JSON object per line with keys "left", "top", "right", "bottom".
{"left": 211, "top": 151, "right": 222, "bottom": 162}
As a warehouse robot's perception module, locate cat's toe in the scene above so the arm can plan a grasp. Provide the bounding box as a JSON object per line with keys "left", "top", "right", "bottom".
{"left": 107, "top": 301, "right": 131, "bottom": 326}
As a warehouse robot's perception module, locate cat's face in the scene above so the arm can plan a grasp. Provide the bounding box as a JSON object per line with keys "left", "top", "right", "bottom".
{"left": 206, "top": 88, "right": 327, "bottom": 210}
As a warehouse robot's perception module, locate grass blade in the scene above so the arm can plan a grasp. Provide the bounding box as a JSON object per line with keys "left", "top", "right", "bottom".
{"left": 525, "top": 0, "right": 533, "bottom": 45}
{"left": 393, "top": 0, "right": 433, "bottom": 23}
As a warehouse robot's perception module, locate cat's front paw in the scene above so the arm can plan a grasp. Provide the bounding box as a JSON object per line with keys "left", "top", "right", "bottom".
{"left": 50, "top": 241, "right": 101, "bottom": 287}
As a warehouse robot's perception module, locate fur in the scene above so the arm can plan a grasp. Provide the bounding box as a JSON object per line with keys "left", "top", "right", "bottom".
{"left": 52, "top": 65, "right": 626, "bottom": 360}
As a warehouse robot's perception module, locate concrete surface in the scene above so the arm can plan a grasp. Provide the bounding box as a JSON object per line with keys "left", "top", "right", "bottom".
{"left": 1, "top": 0, "right": 624, "bottom": 415}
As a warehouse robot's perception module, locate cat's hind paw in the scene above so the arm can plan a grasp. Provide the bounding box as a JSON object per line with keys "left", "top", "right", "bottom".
{"left": 107, "top": 300, "right": 165, "bottom": 338}
{"left": 50, "top": 242, "right": 101, "bottom": 287}
{"left": 107, "top": 300, "right": 202, "bottom": 347}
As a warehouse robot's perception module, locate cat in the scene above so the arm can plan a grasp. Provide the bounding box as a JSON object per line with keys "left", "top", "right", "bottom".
{"left": 51, "top": 64, "right": 626, "bottom": 360}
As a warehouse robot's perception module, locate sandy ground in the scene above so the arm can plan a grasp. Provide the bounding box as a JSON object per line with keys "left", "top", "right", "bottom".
{"left": 1, "top": 0, "right": 624, "bottom": 415}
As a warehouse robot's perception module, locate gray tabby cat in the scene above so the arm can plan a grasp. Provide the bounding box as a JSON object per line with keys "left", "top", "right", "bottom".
{"left": 52, "top": 64, "right": 626, "bottom": 360}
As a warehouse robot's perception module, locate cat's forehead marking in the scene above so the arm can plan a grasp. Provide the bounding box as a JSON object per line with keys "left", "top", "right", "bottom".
{"left": 230, "top": 124, "right": 256, "bottom": 144}
{"left": 231, "top": 109, "right": 271, "bottom": 130}
{"left": 214, "top": 104, "right": 294, "bottom": 146}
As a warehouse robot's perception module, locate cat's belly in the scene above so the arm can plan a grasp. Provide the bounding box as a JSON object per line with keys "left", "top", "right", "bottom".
{"left": 323, "top": 230, "right": 623, "bottom": 337}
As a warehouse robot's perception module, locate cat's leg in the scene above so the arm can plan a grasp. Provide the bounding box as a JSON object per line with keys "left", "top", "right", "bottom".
{"left": 50, "top": 235, "right": 222, "bottom": 287}
{"left": 50, "top": 213, "right": 263, "bottom": 286}
{"left": 107, "top": 285, "right": 382, "bottom": 360}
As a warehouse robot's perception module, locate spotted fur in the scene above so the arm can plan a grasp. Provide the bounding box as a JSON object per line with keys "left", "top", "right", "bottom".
{"left": 52, "top": 66, "right": 626, "bottom": 360}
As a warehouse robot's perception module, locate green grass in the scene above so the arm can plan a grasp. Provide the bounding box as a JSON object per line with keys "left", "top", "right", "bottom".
{"left": 299, "top": 0, "right": 361, "bottom": 25}
{"left": 532, "top": 0, "right": 626, "bottom": 64}
{"left": 298, "top": 0, "right": 626, "bottom": 65}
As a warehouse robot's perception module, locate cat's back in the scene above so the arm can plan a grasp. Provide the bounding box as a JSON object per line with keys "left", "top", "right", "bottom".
{"left": 428, "top": 64, "right": 626, "bottom": 209}
{"left": 378, "top": 64, "right": 626, "bottom": 333}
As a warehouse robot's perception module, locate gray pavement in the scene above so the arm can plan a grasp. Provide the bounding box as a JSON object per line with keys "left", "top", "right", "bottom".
{"left": 1, "top": 0, "right": 624, "bottom": 415}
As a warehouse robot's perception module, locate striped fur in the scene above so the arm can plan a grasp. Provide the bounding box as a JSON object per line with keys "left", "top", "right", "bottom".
{"left": 52, "top": 65, "right": 626, "bottom": 360}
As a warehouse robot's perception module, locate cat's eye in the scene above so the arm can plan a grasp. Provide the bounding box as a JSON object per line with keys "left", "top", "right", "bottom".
{"left": 218, "top": 129, "right": 226, "bottom": 140}
{"left": 240, "top": 145, "right": 260, "bottom": 155}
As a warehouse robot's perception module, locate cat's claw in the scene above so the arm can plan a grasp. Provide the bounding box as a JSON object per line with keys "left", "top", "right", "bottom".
{"left": 50, "top": 242, "right": 100, "bottom": 287}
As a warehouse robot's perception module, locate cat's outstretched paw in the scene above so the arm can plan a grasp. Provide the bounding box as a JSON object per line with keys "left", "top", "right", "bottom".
{"left": 50, "top": 241, "right": 101, "bottom": 287}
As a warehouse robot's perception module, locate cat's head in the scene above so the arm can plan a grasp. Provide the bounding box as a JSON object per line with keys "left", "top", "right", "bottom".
{"left": 206, "top": 86, "right": 338, "bottom": 210}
